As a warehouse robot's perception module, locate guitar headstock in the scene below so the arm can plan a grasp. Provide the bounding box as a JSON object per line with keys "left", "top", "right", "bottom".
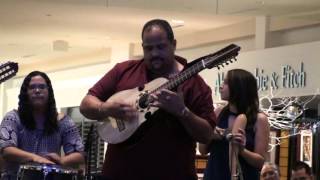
{"left": 0, "top": 61, "right": 19, "bottom": 84}
{"left": 202, "top": 44, "right": 240, "bottom": 69}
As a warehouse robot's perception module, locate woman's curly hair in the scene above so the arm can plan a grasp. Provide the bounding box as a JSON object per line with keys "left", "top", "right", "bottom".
{"left": 18, "top": 71, "right": 58, "bottom": 135}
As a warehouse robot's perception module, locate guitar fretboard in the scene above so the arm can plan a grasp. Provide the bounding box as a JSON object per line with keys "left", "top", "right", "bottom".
{"left": 156, "top": 60, "right": 206, "bottom": 92}
{"left": 150, "top": 44, "right": 238, "bottom": 94}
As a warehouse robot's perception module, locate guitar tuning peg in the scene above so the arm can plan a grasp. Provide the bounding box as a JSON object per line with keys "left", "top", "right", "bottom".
{"left": 217, "top": 66, "right": 220, "bottom": 70}
{"left": 225, "top": 62, "right": 229, "bottom": 65}
{"left": 234, "top": 58, "right": 237, "bottom": 61}
{"left": 221, "top": 64, "right": 224, "bottom": 67}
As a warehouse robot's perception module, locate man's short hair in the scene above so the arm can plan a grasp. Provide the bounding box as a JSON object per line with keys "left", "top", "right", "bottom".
{"left": 260, "top": 162, "right": 280, "bottom": 180}
{"left": 292, "top": 161, "right": 312, "bottom": 175}
{"left": 141, "top": 19, "right": 174, "bottom": 43}
{"left": 261, "top": 162, "right": 280, "bottom": 174}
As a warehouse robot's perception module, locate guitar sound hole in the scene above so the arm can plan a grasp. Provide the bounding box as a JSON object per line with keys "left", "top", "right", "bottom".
{"left": 145, "top": 112, "right": 152, "bottom": 120}
{"left": 138, "top": 94, "right": 149, "bottom": 109}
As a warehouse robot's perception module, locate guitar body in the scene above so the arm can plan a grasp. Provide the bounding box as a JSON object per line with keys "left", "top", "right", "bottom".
{"left": 97, "top": 78, "right": 168, "bottom": 144}
{"left": 97, "top": 44, "right": 240, "bottom": 144}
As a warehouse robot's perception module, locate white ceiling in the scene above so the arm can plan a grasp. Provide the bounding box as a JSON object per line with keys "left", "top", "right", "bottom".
{"left": 1, "top": 0, "right": 320, "bottom": 72}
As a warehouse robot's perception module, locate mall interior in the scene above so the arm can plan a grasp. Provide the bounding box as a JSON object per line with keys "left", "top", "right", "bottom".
{"left": 1, "top": 0, "right": 320, "bottom": 180}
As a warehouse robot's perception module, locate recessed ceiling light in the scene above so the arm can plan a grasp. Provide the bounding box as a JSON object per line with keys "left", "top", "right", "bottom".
{"left": 171, "top": 19, "right": 184, "bottom": 24}
{"left": 171, "top": 19, "right": 185, "bottom": 28}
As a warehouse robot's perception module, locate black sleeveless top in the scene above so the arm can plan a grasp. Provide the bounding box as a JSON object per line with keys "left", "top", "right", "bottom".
{"left": 203, "top": 110, "right": 260, "bottom": 180}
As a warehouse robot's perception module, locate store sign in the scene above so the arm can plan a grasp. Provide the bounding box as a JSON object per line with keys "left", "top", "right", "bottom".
{"left": 214, "top": 62, "right": 306, "bottom": 94}
{"left": 256, "top": 62, "right": 306, "bottom": 91}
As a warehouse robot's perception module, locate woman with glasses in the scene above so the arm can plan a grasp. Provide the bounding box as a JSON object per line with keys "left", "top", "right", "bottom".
{"left": 0, "top": 71, "right": 85, "bottom": 180}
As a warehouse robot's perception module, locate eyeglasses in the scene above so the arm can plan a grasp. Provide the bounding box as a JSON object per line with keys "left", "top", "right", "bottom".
{"left": 28, "top": 84, "right": 48, "bottom": 90}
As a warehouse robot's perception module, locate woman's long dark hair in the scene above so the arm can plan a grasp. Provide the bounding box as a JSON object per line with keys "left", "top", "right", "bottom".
{"left": 222, "top": 69, "right": 259, "bottom": 130}
{"left": 18, "top": 71, "right": 58, "bottom": 135}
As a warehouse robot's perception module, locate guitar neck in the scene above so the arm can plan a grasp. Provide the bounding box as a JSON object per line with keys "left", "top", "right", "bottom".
{"left": 149, "top": 44, "right": 240, "bottom": 94}
{"left": 154, "top": 60, "right": 206, "bottom": 92}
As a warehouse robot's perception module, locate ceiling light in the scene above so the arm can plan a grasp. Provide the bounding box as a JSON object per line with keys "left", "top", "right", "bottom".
{"left": 171, "top": 19, "right": 185, "bottom": 28}
{"left": 171, "top": 19, "right": 184, "bottom": 24}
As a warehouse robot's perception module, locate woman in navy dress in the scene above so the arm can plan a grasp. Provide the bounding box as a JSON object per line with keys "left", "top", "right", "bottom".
{"left": 200, "top": 69, "right": 270, "bottom": 180}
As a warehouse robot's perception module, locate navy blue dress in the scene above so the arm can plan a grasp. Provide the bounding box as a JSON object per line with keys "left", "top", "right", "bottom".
{"left": 203, "top": 110, "right": 260, "bottom": 180}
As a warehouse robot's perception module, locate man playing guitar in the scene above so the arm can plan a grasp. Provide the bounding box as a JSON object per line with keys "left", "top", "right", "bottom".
{"left": 80, "top": 19, "right": 217, "bottom": 180}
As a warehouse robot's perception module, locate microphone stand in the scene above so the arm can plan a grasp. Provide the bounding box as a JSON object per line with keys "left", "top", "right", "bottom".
{"left": 226, "top": 133, "right": 243, "bottom": 180}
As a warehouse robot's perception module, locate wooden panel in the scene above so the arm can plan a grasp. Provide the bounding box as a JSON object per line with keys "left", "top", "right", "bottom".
{"left": 280, "top": 138, "right": 289, "bottom": 147}
{"left": 196, "top": 159, "right": 208, "bottom": 169}
{"left": 279, "top": 130, "right": 289, "bottom": 180}
{"left": 280, "top": 131, "right": 289, "bottom": 146}
{"left": 279, "top": 157, "right": 288, "bottom": 166}
{"left": 195, "top": 155, "right": 208, "bottom": 173}
{"left": 279, "top": 167, "right": 288, "bottom": 176}
{"left": 279, "top": 147, "right": 289, "bottom": 157}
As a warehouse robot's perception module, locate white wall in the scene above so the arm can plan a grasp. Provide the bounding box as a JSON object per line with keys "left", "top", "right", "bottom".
{"left": 177, "top": 24, "right": 320, "bottom": 62}
{"left": 176, "top": 36, "right": 255, "bottom": 61}
{"left": 196, "top": 41, "right": 320, "bottom": 102}
{"left": 175, "top": 24, "right": 320, "bottom": 103}
{"left": 269, "top": 24, "right": 320, "bottom": 47}
{"left": 0, "top": 43, "right": 130, "bottom": 118}
{"left": 1, "top": 24, "right": 320, "bottom": 118}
